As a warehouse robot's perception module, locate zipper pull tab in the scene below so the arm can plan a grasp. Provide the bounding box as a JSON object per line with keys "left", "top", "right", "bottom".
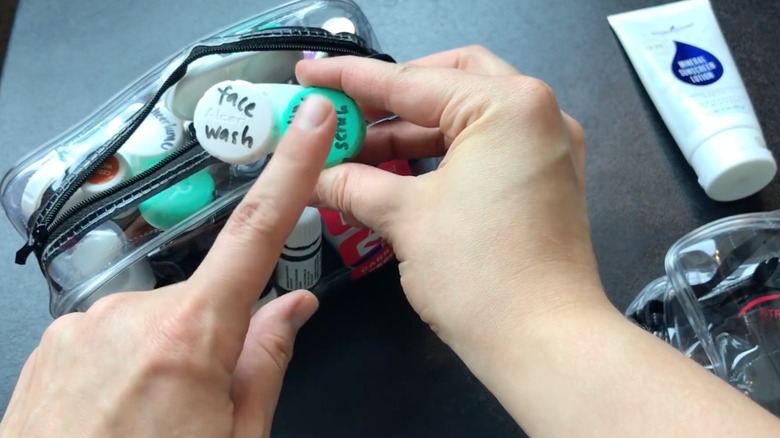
{"left": 15, "top": 225, "right": 48, "bottom": 265}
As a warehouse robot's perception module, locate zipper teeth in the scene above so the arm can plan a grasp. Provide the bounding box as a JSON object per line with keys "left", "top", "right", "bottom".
{"left": 44, "top": 150, "right": 213, "bottom": 264}
{"left": 46, "top": 139, "right": 201, "bottom": 234}
{"left": 35, "top": 32, "right": 370, "bottom": 235}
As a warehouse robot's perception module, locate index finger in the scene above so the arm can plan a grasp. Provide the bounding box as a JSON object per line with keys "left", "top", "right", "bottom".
{"left": 188, "top": 96, "right": 335, "bottom": 318}
{"left": 296, "top": 56, "right": 484, "bottom": 137}
{"left": 408, "top": 45, "right": 520, "bottom": 76}
{"left": 356, "top": 45, "right": 519, "bottom": 121}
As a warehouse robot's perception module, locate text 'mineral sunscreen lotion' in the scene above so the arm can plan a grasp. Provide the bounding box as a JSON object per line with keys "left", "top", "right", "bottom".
{"left": 608, "top": 0, "right": 776, "bottom": 202}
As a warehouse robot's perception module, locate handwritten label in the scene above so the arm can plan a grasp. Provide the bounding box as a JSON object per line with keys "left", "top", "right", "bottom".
{"left": 150, "top": 107, "right": 180, "bottom": 150}
{"left": 287, "top": 98, "right": 351, "bottom": 150}
{"left": 203, "top": 85, "right": 256, "bottom": 149}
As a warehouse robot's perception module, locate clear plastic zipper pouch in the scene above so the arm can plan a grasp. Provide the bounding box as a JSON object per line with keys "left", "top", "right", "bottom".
{"left": 0, "top": 0, "right": 408, "bottom": 318}
{"left": 627, "top": 211, "right": 780, "bottom": 415}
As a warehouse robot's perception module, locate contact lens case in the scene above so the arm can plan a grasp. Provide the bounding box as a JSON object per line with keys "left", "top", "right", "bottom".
{"left": 0, "top": 0, "right": 406, "bottom": 317}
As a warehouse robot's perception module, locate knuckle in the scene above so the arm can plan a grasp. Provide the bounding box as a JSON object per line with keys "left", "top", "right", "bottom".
{"left": 225, "top": 197, "right": 283, "bottom": 242}
{"left": 141, "top": 300, "right": 212, "bottom": 372}
{"left": 41, "top": 313, "right": 82, "bottom": 347}
{"left": 463, "top": 44, "right": 492, "bottom": 56}
{"left": 522, "top": 78, "right": 559, "bottom": 110}
{"left": 388, "top": 64, "right": 418, "bottom": 95}
{"left": 331, "top": 165, "right": 355, "bottom": 214}
{"left": 253, "top": 331, "right": 293, "bottom": 375}
{"left": 568, "top": 118, "right": 586, "bottom": 148}
{"left": 461, "top": 44, "right": 494, "bottom": 66}
{"left": 86, "top": 292, "right": 132, "bottom": 316}
{"left": 393, "top": 62, "right": 417, "bottom": 78}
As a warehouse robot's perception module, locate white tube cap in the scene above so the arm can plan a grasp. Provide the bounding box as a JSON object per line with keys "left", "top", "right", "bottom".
{"left": 322, "top": 17, "right": 356, "bottom": 35}
{"left": 119, "top": 105, "right": 184, "bottom": 172}
{"left": 163, "top": 51, "right": 302, "bottom": 121}
{"left": 21, "top": 161, "right": 88, "bottom": 221}
{"left": 49, "top": 221, "right": 156, "bottom": 294}
{"left": 690, "top": 128, "right": 777, "bottom": 202}
{"left": 285, "top": 207, "right": 322, "bottom": 250}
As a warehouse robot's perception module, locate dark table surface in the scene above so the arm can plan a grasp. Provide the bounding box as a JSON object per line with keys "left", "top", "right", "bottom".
{"left": 1, "top": 0, "right": 778, "bottom": 436}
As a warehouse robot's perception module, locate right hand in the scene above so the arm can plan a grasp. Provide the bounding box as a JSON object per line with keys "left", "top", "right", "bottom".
{"left": 297, "top": 46, "right": 613, "bottom": 355}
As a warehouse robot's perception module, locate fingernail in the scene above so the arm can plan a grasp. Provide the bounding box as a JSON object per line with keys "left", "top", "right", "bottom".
{"left": 294, "top": 95, "right": 332, "bottom": 132}
{"left": 291, "top": 291, "right": 319, "bottom": 329}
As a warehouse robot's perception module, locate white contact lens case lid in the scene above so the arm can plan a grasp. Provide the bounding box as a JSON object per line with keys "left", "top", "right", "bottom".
{"left": 163, "top": 50, "right": 302, "bottom": 121}
{"left": 119, "top": 104, "right": 184, "bottom": 172}
{"left": 193, "top": 80, "right": 303, "bottom": 165}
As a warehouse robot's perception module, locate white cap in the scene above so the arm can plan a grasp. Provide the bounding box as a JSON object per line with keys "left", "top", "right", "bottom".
{"left": 49, "top": 221, "right": 156, "bottom": 294}
{"left": 690, "top": 128, "right": 777, "bottom": 202}
{"left": 78, "top": 259, "right": 158, "bottom": 309}
{"left": 48, "top": 221, "right": 125, "bottom": 288}
{"left": 163, "top": 50, "right": 302, "bottom": 121}
{"left": 96, "top": 259, "right": 156, "bottom": 294}
{"left": 194, "top": 81, "right": 301, "bottom": 165}
{"left": 284, "top": 207, "right": 323, "bottom": 251}
{"left": 322, "top": 17, "right": 356, "bottom": 34}
{"left": 81, "top": 154, "right": 131, "bottom": 196}
{"left": 21, "top": 160, "right": 89, "bottom": 221}
{"left": 119, "top": 105, "right": 184, "bottom": 172}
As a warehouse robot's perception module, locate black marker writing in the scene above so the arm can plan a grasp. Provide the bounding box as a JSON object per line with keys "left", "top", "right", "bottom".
{"left": 151, "top": 107, "right": 179, "bottom": 150}
{"left": 217, "top": 85, "right": 256, "bottom": 118}
{"left": 334, "top": 108, "right": 349, "bottom": 149}
{"left": 204, "top": 125, "right": 254, "bottom": 149}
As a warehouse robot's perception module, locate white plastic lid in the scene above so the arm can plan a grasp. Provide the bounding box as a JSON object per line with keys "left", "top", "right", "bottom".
{"left": 690, "top": 128, "right": 777, "bottom": 202}
{"left": 81, "top": 154, "right": 131, "bottom": 196}
{"left": 87, "top": 259, "right": 157, "bottom": 305}
{"left": 163, "top": 51, "right": 302, "bottom": 121}
{"left": 322, "top": 17, "right": 356, "bottom": 34}
{"left": 49, "top": 221, "right": 156, "bottom": 293}
{"left": 285, "top": 207, "right": 322, "bottom": 251}
{"left": 21, "top": 161, "right": 88, "bottom": 221}
{"left": 49, "top": 221, "right": 125, "bottom": 288}
{"left": 76, "top": 257, "right": 157, "bottom": 310}
{"left": 193, "top": 80, "right": 301, "bottom": 165}
{"left": 119, "top": 105, "right": 184, "bottom": 172}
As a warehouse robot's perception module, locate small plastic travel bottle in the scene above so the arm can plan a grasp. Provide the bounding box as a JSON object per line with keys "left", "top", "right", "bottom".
{"left": 274, "top": 207, "right": 323, "bottom": 292}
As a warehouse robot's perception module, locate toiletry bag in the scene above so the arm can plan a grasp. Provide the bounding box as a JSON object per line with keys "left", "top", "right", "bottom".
{"left": 0, "top": 0, "right": 408, "bottom": 318}
{"left": 627, "top": 211, "right": 780, "bottom": 415}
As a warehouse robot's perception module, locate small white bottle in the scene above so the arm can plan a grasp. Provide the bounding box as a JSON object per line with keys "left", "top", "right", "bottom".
{"left": 274, "top": 207, "right": 322, "bottom": 292}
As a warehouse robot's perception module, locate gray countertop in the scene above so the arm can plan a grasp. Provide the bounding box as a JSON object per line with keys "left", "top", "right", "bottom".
{"left": 1, "top": 0, "right": 778, "bottom": 436}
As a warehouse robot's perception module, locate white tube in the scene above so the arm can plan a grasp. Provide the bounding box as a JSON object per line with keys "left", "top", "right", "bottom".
{"left": 608, "top": 0, "right": 776, "bottom": 202}
{"left": 275, "top": 207, "right": 323, "bottom": 292}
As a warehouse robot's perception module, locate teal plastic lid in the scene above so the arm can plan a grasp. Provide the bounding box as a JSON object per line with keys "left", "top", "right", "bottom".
{"left": 139, "top": 170, "right": 215, "bottom": 230}
{"left": 281, "top": 87, "right": 366, "bottom": 167}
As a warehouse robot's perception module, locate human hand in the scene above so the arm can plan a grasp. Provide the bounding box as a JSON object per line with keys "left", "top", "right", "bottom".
{"left": 299, "top": 47, "right": 612, "bottom": 356}
{"left": 0, "top": 96, "right": 336, "bottom": 438}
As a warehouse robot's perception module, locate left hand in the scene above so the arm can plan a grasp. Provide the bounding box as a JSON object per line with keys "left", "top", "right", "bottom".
{"left": 0, "top": 95, "right": 336, "bottom": 438}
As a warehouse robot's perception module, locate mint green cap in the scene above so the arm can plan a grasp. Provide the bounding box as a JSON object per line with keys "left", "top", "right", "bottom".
{"left": 281, "top": 87, "right": 366, "bottom": 168}
{"left": 139, "top": 170, "right": 215, "bottom": 230}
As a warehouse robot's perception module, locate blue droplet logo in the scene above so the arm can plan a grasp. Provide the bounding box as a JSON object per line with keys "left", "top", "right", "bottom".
{"left": 671, "top": 41, "right": 724, "bottom": 86}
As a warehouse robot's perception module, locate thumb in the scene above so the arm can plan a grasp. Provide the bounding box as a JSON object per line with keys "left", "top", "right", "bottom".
{"left": 313, "top": 162, "right": 413, "bottom": 236}
{"left": 231, "top": 290, "right": 318, "bottom": 438}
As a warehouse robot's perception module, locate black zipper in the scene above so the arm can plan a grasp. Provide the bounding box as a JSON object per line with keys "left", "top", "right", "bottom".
{"left": 16, "top": 26, "right": 394, "bottom": 265}
{"left": 40, "top": 141, "right": 217, "bottom": 265}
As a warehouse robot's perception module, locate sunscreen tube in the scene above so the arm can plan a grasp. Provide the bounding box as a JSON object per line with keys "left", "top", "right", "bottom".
{"left": 608, "top": 0, "right": 776, "bottom": 202}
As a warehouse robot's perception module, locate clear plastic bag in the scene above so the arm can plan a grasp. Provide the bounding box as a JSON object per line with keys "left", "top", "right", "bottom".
{"left": 627, "top": 211, "right": 780, "bottom": 415}
{"left": 0, "top": 0, "right": 406, "bottom": 318}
